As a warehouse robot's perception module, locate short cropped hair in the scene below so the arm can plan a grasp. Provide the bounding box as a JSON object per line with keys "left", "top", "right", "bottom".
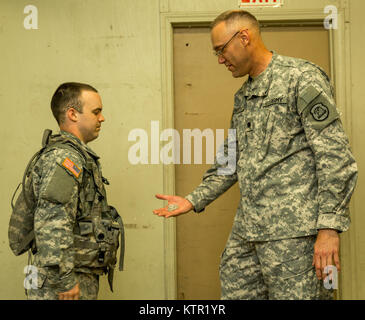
{"left": 51, "top": 82, "right": 98, "bottom": 124}
{"left": 211, "top": 10, "right": 260, "bottom": 33}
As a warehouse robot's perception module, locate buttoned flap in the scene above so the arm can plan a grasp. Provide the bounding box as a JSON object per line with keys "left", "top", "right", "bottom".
{"left": 35, "top": 268, "right": 47, "bottom": 289}
{"left": 257, "top": 95, "right": 291, "bottom": 159}
{"left": 24, "top": 265, "right": 47, "bottom": 290}
{"left": 260, "top": 94, "right": 290, "bottom": 134}
{"left": 26, "top": 266, "right": 60, "bottom": 290}
{"left": 264, "top": 237, "right": 315, "bottom": 281}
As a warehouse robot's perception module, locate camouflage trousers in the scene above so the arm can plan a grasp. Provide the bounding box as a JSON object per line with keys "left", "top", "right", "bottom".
{"left": 27, "top": 270, "right": 99, "bottom": 300}
{"left": 220, "top": 232, "right": 334, "bottom": 300}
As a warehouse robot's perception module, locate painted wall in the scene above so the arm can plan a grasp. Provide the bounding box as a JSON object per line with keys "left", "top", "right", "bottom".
{"left": 348, "top": 0, "right": 365, "bottom": 300}
{"left": 0, "top": 0, "right": 363, "bottom": 299}
{"left": 0, "top": 0, "right": 165, "bottom": 300}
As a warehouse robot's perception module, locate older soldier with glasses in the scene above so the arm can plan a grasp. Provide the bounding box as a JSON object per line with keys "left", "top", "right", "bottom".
{"left": 213, "top": 30, "right": 241, "bottom": 57}
{"left": 153, "top": 10, "right": 357, "bottom": 299}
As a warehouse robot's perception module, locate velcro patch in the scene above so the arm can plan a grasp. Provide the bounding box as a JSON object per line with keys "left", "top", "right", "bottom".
{"left": 62, "top": 157, "right": 81, "bottom": 178}
{"left": 298, "top": 85, "right": 339, "bottom": 131}
{"left": 310, "top": 103, "right": 329, "bottom": 121}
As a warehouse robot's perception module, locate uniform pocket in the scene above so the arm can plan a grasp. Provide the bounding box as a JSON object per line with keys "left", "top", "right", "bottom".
{"left": 281, "top": 252, "right": 314, "bottom": 279}
{"left": 31, "top": 266, "right": 60, "bottom": 289}
{"left": 259, "top": 102, "right": 291, "bottom": 160}
{"left": 24, "top": 265, "right": 47, "bottom": 290}
{"left": 258, "top": 110, "right": 274, "bottom": 160}
{"left": 259, "top": 236, "right": 315, "bottom": 282}
{"left": 232, "top": 110, "right": 246, "bottom": 153}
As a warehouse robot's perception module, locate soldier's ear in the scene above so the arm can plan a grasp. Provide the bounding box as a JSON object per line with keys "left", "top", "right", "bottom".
{"left": 65, "top": 107, "right": 78, "bottom": 123}
{"left": 238, "top": 29, "right": 249, "bottom": 47}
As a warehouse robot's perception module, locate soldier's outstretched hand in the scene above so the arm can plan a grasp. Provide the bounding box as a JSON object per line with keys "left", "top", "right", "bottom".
{"left": 153, "top": 194, "right": 193, "bottom": 218}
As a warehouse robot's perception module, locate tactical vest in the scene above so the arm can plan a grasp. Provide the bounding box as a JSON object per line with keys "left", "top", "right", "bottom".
{"left": 9, "top": 130, "right": 124, "bottom": 291}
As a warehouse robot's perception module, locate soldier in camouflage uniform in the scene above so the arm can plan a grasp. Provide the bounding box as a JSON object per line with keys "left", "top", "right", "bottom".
{"left": 153, "top": 10, "right": 358, "bottom": 299}
{"left": 27, "top": 82, "right": 109, "bottom": 300}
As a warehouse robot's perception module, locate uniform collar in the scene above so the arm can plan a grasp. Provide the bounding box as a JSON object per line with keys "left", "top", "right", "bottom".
{"left": 243, "top": 51, "right": 276, "bottom": 98}
{"left": 60, "top": 130, "right": 100, "bottom": 160}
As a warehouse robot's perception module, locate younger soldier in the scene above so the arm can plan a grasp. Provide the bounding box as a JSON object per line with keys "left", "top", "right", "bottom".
{"left": 25, "top": 82, "right": 123, "bottom": 300}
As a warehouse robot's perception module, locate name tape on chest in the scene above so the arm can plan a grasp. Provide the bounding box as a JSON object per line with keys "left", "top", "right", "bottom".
{"left": 62, "top": 157, "right": 82, "bottom": 178}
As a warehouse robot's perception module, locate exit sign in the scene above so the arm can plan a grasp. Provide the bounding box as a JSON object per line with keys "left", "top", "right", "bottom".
{"left": 239, "top": 0, "right": 284, "bottom": 7}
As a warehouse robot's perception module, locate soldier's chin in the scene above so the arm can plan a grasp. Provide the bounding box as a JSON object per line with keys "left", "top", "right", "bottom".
{"left": 232, "top": 69, "right": 247, "bottom": 78}
{"left": 231, "top": 70, "right": 241, "bottom": 78}
{"left": 86, "top": 133, "right": 98, "bottom": 143}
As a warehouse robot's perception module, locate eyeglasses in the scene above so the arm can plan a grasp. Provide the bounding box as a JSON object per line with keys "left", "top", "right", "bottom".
{"left": 213, "top": 31, "right": 240, "bottom": 57}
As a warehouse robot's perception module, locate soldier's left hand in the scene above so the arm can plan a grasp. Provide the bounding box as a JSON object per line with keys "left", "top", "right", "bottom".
{"left": 312, "top": 229, "right": 340, "bottom": 280}
{"left": 58, "top": 283, "right": 80, "bottom": 300}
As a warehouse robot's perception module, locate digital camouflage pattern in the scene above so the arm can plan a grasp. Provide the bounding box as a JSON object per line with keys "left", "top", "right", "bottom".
{"left": 27, "top": 269, "right": 99, "bottom": 300}
{"left": 27, "top": 131, "right": 122, "bottom": 299}
{"left": 220, "top": 233, "right": 333, "bottom": 300}
{"left": 186, "top": 52, "right": 358, "bottom": 241}
{"left": 9, "top": 169, "right": 37, "bottom": 256}
{"left": 30, "top": 132, "right": 84, "bottom": 293}
{"left": 185, "top": 52, "right": 357, "bottom": 299}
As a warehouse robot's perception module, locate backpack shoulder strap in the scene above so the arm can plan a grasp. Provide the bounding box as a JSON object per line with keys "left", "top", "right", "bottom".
{"left": 47, "top": 136, "right": 90, "bottom": 165}
{"left": 20, "top": 146, "right": 47, "bottom": 209}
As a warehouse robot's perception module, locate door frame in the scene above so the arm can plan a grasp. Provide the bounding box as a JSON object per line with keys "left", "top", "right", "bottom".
{"left": 160, "top": 6, "right": 356, "bottom": 300}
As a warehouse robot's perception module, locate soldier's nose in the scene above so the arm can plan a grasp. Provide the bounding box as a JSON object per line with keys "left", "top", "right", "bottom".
{"left": 218, "top": 55, "right": 225, "bottom": 64}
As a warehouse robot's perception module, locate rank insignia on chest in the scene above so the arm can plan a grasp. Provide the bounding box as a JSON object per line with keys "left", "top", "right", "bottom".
{"left": 62, "top": 157, "right": 82, "bottom": 178}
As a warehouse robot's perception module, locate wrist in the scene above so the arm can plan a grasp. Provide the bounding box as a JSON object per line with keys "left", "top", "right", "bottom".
{"left": 186, "top": 200, "right": 194, "bottom": 211}
{"left": 318, "top": 228, "right": 338, "bottom": 234}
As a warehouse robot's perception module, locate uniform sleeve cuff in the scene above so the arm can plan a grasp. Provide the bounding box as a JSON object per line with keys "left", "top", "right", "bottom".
{"left": 316, "top": 212, "right": 350, "bottom": 233}
{"left": 58, "top": 271, "right": 78, "bottom": 292}
{"left": 185, "top": 194, "right": 205, "bottom": 213}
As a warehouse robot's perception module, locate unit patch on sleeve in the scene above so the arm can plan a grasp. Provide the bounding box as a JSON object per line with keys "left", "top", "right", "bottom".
{"left": 297, "top": 84, "right": 339, "bottom": 131}
{"left": 310, "top": 103, "right": 329, "bottom": 121}
{"left": 62, "top": 157, "right": 81, "bottom": 178}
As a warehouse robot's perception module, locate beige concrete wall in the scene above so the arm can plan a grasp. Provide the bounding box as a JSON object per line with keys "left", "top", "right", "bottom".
{"left": 1, "top": 0, "right": 363, "bottom": 300}
{"left": 165, "top": 0, "right": 329, "bottom": 12}
{"left": 0, "top": 0, "right": 164, "bottom": 300}
{"left": 347, "top": 0, "right": 365, "bottom": 300}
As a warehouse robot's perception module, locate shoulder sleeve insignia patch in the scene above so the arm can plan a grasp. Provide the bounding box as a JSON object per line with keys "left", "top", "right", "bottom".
{"left": 310, "top": 103, "right": 329, "bottom": 121}
{"left": 62, "top": 157, "right": 82, "bottom": 178}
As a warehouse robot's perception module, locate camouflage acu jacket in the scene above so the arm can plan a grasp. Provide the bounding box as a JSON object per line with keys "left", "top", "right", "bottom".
{"left": 186, "top": 52, "right": 358, "bottom": 241}
{"left": 31, "top": 131, "right": 106, "bottom": 291}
